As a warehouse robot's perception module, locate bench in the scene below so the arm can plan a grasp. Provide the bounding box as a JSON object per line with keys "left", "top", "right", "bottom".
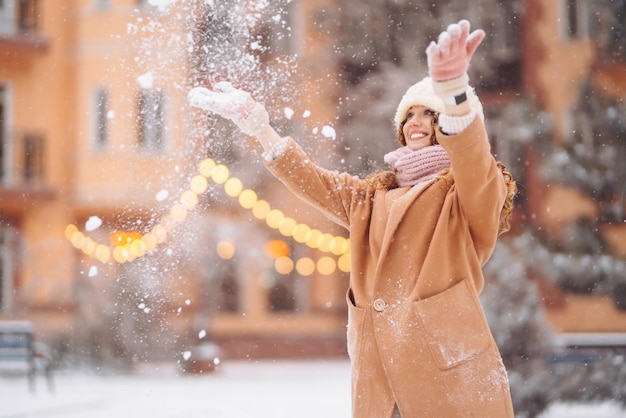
{"left": 547, "top": 332, "right": 626, "bottom": 364}
{"left": 0, "top": 320, "right": 53, "bottom": 392}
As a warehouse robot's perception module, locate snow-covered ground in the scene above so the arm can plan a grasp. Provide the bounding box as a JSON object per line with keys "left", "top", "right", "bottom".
{"left": 1, "top": 359, "right": 624, "bottom": 417}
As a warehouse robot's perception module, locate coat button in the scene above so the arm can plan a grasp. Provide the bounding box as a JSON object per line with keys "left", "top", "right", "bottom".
{"left": 373, "top": 298, "right": 387, "bottom": 312}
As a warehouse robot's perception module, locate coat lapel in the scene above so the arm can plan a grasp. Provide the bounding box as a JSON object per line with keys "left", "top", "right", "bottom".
{"left": 376, "top": 180, "right": 434, "bottom": 274}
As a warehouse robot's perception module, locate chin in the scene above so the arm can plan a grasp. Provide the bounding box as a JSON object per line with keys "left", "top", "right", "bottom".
{"left": 408, "top": 141, "right": 430, "bottom": 151}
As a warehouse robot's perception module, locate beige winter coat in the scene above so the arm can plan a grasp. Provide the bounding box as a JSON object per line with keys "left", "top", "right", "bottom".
{"left": 265, "top": 118, "right": 514, "bottom": 418}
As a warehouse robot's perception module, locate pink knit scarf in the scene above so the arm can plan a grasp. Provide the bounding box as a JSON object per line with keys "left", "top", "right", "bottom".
{"left": 384, "top": 145, "right": 451, "bottom": 187}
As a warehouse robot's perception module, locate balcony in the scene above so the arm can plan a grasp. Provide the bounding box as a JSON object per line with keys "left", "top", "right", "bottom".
{"left": 0, "top": 129, "right": 53, "bottom": 212}
{"left": 0, "top": 0, "right": 49, "bottom": 53}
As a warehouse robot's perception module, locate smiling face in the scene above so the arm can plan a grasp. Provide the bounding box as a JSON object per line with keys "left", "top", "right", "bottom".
{"left": 401, "top": 105, "right": 437, "bottom": 151}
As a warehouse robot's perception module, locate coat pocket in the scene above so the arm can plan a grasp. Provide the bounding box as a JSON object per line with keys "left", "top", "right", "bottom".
{"left": 414, "top": 279, "right": 491, "bottom": 370}
{"left": 346, "top": 288, "right": 366, "bottom": 361}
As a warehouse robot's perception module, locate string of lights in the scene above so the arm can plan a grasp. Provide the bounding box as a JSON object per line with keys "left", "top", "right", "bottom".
{"left": 65, "top": 157, "right": 351, "bottom": 276}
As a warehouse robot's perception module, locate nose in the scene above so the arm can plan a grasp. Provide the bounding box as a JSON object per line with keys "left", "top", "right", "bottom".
{"left": 408, "top": 113, "right": 424, "bottom": 126}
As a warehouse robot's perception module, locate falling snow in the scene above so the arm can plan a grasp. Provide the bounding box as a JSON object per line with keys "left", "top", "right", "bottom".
{"left": 136, "top": 71, "right": 154, "bottom": 89}
{"left": 85, "top": 216, "right": 102, "bottom": 231}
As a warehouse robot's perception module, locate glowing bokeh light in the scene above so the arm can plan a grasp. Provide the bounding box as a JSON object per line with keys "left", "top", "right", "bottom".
{"left": 330, "top": 236, "right": 348, "bottom": 255}
{"left": 65, "top": 224, "right": 78, "bottom": 240}
{"left": 81, "top": 238, "right": 96, "bottom": 255}
{"left": 152, "top": 225, "right": 167, "bottom": 243}
{"left": 160, "top": 214, "right": 177, "bottom": 231}
{"left": 211, "top": 165, "right": 229, "bottom": 184}
{"left": 238, "top": 189, "right": 257, "bottom": 209}
{"left": 317, "top": 256, "right": 337, "bottom": 275}
{"left": 252, "top": 199, "right": 271, "bottom": 220}
{"left": 95, "top": 244, "right": 111, "bottom": 263}
{"left": 265, "top": 240, "right": 290, "bottom": 259}
{"left": 216, "top": 240, "right": 236, "bottom": 260}
{"left": 338, "top": 253, "right": 351, "bottom": 273}
{"left": 317, "top": 233, "right": 334, "bottom": 253}
{"left": 224, "top": 177, "right": 243, "bottom": 197}
{"left": 180, "top": 190, "right": 199, "bottom": 210}
{"left": 292, "top": 224, "right": 311, "bottom": 243}
{"left": 199, "top": 158, "right": 216, "bottom": 177}
{"left": 266, "top": 209, "right": 285, "bottom": 229}
{"left": 190, "top": 175, "right": 208, "bottom": 194}
{"left": 131, "top": 239, "right": 147, "bottom": 257}
{"left": 70, "top": 231, "right": 85, "bottom": 249}
{"left": 274, "top": 256, "right": 294, "bottom": 275}
{"left": 295, "top": 257, "right": 316, "bottom": 276}
{"left": 142, "top": 233, "right": 157, "bottom": 250}
{"left": 113, "top": 246, "right": 126, "bottom": 263}
{"left": 170, "top": 204, "right": 188, "bottom": 222}
{"left": 278, "top": 217, "right": 297, "bottom": 237}
{"left": 305, "top": 229, "right": 322, "bottom": 249}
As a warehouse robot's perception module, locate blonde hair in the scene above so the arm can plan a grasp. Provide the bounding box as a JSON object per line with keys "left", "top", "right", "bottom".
{"left": 366, "top": 170, "right": 398, "bottom": 190}
{"left": 497, "top": 161, "right": 517, "bottom": 235}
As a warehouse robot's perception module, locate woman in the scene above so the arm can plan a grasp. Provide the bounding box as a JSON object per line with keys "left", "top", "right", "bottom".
{"left": 189, "top": 20, "right": 516, "bottom": 418}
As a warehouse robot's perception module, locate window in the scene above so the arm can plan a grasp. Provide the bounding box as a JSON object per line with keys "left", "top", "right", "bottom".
{"left": 93, "top": 87, "right": 108, "bottom": 150}
{"left": 0, "top": 0, "right": 15, "bottom": 34}
{"left": 268, "top": 269, "right": 310, "bottom": 314}
{"left": 136, "top": 0, "right": 158, "bottom": 11}
{"left": 204, "top": 258, "right": 240, "bottom": 313}
{"left": 560, "top": 0, "right": 625, "bottom": 60}
{"left": 217, "top": 271, "right": 239, "bottom": 313}
{"left": 22, "top": 132, "right": 43, "bottom": 181}
{"left": 0, "top": 0, "right": 39, "bottom": 34}
{"left": 561, "top": 0, "right": 591, "bottom": 40}
{"left": 93, "top": 0, "right": 110, "bottom": 9}
{"left": 269, "top": 275, "right": 296, "bottom": 312}
{"left": 587, "top": 1, "right": 626, "bottom": 61}
{"left": 137, "top": 89, "right": 165, "bottom": 151}
{"left": 566, "top": 0, "right": 579, "bottom": 38}
{"left": 0, "top": 85, "right": 10, "bottom": 184}
{"left": 0, "top": 227, "right": 17, "bottom": 314}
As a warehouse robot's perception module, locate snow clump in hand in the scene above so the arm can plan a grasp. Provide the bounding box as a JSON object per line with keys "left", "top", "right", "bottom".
{"left": 187, "top": 81, "right": 256, "bottom": 124}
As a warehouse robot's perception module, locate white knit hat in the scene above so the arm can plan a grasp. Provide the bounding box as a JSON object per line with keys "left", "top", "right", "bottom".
{"left": 393, "top": 77, "right": 484, "bottom": 135}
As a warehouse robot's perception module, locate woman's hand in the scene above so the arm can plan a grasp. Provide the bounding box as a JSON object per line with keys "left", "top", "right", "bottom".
{"left": 426, "top": 20, "right": 485, "bottom": 82}
{"left": 188, "top": 81, "right": 283, "bottom": 154}
{"left": 187, "top": 81, "right": 259, "bottom": 127}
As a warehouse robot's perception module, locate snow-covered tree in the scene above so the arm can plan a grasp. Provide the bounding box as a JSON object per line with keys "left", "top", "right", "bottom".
{"left": 524, "top": 79, "right": 626, "bottom": 309}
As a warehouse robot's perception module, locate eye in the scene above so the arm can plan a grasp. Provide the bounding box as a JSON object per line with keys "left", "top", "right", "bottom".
{"left": 424, "top": 109, "right": 436, "bottom": 117}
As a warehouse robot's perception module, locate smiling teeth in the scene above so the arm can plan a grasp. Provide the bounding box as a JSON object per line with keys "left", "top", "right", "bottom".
{"left": 411, "top": 133, "right": 426, "bottom": 139}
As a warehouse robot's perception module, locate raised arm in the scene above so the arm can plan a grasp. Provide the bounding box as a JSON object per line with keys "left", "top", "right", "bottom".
{"left": 427, "top": 21, "right": 506, "bottom": 253}
{"left": 187, "top": 81, "right": 369, "bottom": 229}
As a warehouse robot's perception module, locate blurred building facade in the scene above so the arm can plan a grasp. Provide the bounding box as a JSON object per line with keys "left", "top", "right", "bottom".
{"left": 0, "top": 0, "right": 351, "bottom": 363}
{"left": 0, "top": 0, "right": 624, "bottom": 366}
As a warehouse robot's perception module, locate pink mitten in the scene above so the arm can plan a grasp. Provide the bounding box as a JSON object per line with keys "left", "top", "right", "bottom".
{"left": 188, "top": 82, "right": 269, "bottom": 136}
{"left": 426, "top": 20, "right": 485, "bottom": 82}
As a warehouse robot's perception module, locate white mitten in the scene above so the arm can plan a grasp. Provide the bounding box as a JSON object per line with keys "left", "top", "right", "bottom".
{"left": 188, "top": 82, "right": 269, "bottom": 136}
